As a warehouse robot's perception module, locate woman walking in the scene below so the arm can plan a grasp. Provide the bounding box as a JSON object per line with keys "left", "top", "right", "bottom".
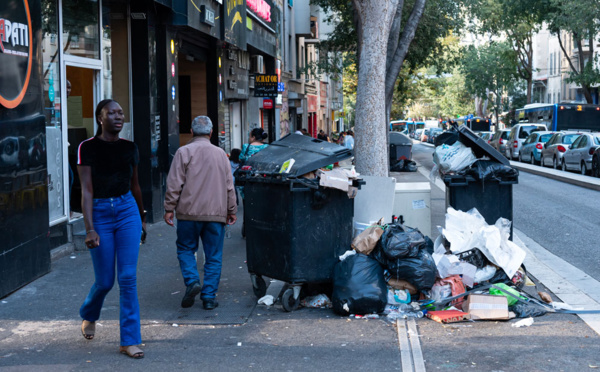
{"left": 238, "top": 128, "right": 268, "bottom": 237}
{"left": 78, "top": 99, "right": 146, "bottom": 359}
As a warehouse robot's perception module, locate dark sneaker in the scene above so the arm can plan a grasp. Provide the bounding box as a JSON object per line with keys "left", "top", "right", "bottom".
{"left": 202, "top": 299, "right": 219, "bottom": 310}
{"left": 181, "top": 282, "right": 201, "bottom": 308}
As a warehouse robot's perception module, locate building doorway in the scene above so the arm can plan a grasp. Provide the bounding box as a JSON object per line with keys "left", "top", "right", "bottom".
{"left": 65, "top": 65, "right": 100, "bottom": 214}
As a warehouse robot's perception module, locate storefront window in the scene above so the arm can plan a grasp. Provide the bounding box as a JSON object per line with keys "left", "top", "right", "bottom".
{"left": 42, "top": 0, "right": 65, "bottom": 223}
{"left": 101, "top": 3, "right": 132, "bottom": 140}
{"left": 62, "top": 0, "right": 100, "bottom": 59}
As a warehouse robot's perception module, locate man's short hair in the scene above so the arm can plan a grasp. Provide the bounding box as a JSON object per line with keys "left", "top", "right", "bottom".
{"left": 191, "top": 116, "right": 213, "bottom": 135}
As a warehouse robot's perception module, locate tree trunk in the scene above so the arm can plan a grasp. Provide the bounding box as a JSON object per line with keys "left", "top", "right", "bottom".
{"left": 353, "top": 0, "right": 398, "bottom": 177}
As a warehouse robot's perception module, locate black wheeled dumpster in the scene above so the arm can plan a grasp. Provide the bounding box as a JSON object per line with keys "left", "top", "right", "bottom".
{"left": 389, "top": 132, "right": 413, "bottom": 162}
{"left": 443, "top": 125, "right": 518, "bottom": 239}
{"left": 236, "top": 134, "right": 362, "bottom": 311}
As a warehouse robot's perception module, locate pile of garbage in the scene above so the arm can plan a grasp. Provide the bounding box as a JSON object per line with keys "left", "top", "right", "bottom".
{"left": 330, "top": 208, "right": 570, "bottom": 324}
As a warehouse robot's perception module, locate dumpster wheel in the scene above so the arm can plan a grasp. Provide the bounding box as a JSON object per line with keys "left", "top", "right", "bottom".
{"left": 281, "top": 287, "right": 301, "bottom": 312}
{"left": 251, "top": 275, "right": 267, "bottom": 298}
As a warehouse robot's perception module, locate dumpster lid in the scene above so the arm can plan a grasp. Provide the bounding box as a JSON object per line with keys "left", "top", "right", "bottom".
{"left": 457, "top": 124, "right": 509, "bottom": 165}
{"left": 389, "top": 132, "right": 412, "bottom": 145}
{"left": 243, "top": 133, "right": 353, "bottom": 176}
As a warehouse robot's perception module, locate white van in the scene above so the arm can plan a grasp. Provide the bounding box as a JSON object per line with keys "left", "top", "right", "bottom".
{"left": 506, "top": 123, "right": 548, "bottom": 159}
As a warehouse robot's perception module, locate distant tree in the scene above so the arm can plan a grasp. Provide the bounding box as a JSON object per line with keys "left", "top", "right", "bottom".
{"left": 546, "top": 0, "right": 600, "bottom": 103}
{"left": 461, "top": 42, "right": 519, "bottom": 126}
{"left": 465, "top": 0, "right": 548, "bottom": 104}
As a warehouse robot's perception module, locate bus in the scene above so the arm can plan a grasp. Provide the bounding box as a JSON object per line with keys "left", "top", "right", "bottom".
{"left": 516, "top": 103, "right": 600, "bottom": 131}
{"left": 456, "top": 116, "right": 491, "bottom": 132}
{"left": 389, "top": 120, "right": 408, "bottom": 133}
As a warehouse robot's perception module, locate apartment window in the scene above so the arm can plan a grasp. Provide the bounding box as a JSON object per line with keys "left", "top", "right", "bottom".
{"left": 288, "top": 35, "right": 292, "bottom": 72}
{"left": 557, "top": 93, "right": 560, "bottom": 103}
{"left": 547, "top": 93, "right": 551, "bottom": 103}
{"left": 549, "top": 52, "right": 553, "bottom": 75}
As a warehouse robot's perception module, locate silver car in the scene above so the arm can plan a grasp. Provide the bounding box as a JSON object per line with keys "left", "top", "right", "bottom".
{"left": 541, "top": 131, "right": 581, "bottom": 169}
{"left": 506, "top": 123, "right": 548, "bottom": 160}
{"left": 490, "top": 129, "right": 510, "bottom": 156}
{"left": 561, "top": 132, "right": 600, "bottom": 175}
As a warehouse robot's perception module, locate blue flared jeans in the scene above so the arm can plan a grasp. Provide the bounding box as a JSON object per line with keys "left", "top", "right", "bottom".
{"left": 176, "top": 220, "right": 225, "bottom": 300}
{"left": 80, "top": 191, "right": 142, "bottom": 346}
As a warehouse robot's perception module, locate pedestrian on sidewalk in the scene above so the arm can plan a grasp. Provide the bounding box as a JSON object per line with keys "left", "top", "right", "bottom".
{"left": 164, "top": 116, "right": 237, "bottom": 311}
{"left": 77, "top": 99, "right": 146, "bottom": 359}
{"left": 238, "top": 128, "right": 268, "bottom": 237}
{"left": 344, "top": 130, "right": 355, "bottom": 150}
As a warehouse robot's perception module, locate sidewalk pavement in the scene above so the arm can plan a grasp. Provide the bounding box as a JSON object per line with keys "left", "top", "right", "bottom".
{"left": 0, "top": 212, "right": 402, "bottom": 371}
{"left": 1, "top": 169, "right": 600, "bottom": 371}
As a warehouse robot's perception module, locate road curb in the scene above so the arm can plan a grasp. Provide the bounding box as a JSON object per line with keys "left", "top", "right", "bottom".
{"left": 510, "top": 161, "right": 600, "bottom": 191}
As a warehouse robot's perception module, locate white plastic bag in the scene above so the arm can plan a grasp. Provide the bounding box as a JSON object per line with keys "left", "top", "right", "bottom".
{"left": 441, "top": 207, "right": 526, "bottom": 279}
{"left": 433, "top": 142, "right": 477, "bottom": 174}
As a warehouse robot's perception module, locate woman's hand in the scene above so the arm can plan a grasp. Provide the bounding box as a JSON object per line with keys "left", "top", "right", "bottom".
{"left": 85, "top": 230, "right": 100, "bottom": 249}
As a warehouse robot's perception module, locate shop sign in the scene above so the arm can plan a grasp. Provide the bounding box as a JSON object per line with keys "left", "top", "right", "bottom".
{"left": 247, "top": 0, "right": 271, "bottom": 22}
{"left": 254, "top": 74, "right": 277, "bottom": 97}
{"left": 0, "top": 0, "right": 33, "bottom": 109}
{"left": 263, "top": 98, "right": 273, "bottom": 109}
{"left": 308, "top": 94, "right": 318, "bottom": 113}
{"left": 201, "top": 5, "right": 215, "bottom": 26}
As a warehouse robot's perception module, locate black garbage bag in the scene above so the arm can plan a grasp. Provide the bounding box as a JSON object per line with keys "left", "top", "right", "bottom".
{"left": 510, "top": 302, "right": 548, "bottom": 318}
{"left": 379, "top": 224, "right": 425, "bottom": 260}
{"left": 370, "top": 244, "right": 390, "bottom": 268}
{"left": 423, "top": 236, "right": 434, "bottom": 255}
{"left": 387, "top": 249, "right": 437, "bottom": 291}
{"left": 332, "top": 254, "right": 387, "bottom": 315}
{"left": 390, "top": 159, "right": 418, "bottom": 172}
{"left": 464, "top": 160, "right": 519, "bottom": 182}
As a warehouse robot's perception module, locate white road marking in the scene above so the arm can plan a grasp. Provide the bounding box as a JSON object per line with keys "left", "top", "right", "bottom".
{"left": 397, "top": 318, "right": 426, "bottom": 372}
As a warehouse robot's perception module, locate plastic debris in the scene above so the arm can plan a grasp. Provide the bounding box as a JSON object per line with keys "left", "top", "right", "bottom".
{"left": 301, "top": 294, "right": 331, "bottom": 308}
{"left": 511, "top": 317, "right": 534, "bottom": 328}
{"left": 339, "top": 250, "right": 356, "bottom": 261}
{"left": 258, "top": 295, "right": 274, "bottom": 306}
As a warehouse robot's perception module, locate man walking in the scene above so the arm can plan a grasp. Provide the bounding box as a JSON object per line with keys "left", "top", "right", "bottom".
{"left": 164, "top": 116, "right": 237, "bottom": 310}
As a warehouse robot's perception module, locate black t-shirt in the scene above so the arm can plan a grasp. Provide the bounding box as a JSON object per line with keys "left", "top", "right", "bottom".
{"left": 77, "top": 137, "right": 139, "bottom": 199}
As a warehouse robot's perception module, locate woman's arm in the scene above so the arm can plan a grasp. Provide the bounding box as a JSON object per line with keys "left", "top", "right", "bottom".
{"left": 78, "top": 165, "right": 100, "bottom": 248}
{"left": 130, "top": 164, "right": 146, "bottom": 229}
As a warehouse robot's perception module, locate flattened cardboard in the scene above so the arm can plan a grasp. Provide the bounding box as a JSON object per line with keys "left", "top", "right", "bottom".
{"left": 426, "top": 310, "right": 469, "bottom": 324}
{"left": 462, "top": 294, "right": 509, "bottom": 320}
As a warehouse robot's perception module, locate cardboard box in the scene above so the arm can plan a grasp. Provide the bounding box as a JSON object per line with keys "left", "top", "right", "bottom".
{"left": 317, "top": 169, "right": 352, "bottom": 192}
{"left": 462, "top": 294, "right": 510, "bottom": 320}
{"left": 426, "top": 310, "right": 469, "bottom": 323}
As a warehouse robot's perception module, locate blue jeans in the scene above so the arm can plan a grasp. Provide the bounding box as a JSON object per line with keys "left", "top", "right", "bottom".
{"left": 80, "top": 191, "right": 142, "bottom": 346}
{"left": 176, "top": 220, "right": 225, "bottom": 300}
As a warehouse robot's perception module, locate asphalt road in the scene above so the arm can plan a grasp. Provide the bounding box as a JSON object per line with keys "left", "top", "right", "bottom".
{"left": 411, "top": 140, "right": 600, "bottom": 283}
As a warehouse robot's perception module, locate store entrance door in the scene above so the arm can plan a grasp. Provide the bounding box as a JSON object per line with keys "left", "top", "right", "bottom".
{"left": 65, "top": 65, "right": 100, "bottom": 215}
{"left": 230, "top": 102, "right": 243, "bottom": 149}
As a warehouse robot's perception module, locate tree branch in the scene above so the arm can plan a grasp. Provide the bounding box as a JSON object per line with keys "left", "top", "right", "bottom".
{"left": 384, "top": 0, "right": 427, "bottom": 108}
{"left": 557, "top": 30, "right": 579, "bottom": 76}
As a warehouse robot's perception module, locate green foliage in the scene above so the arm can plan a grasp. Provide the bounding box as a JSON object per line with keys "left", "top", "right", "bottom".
{"left": 461, "top": 42, "right": 519, "bottom": 99}
{"left": 437, "top": 68, "right": 473, "bottom": 118}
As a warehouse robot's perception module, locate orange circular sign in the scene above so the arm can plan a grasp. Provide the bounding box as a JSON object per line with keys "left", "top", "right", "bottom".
{"left": 0, "top": 0, "right": 33, "bottom": 109}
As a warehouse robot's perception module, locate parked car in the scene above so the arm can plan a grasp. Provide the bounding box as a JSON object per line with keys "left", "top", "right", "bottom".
{"left": 518, "top": 131, "right": 554, "bottom": 165}
{"left": 540, "top": 131, "right": 581, "bottom": 169}
{"left": 420, "top": 128, "right": 431, "bottom": 142}
{"left": 561, "top": 132, "right": 600, "bottom": 175}
{"left": 592, "top": 148, "right": 600, "bottom": 177}
{"left": 412, "top": 129, "right": 423, "bottom": 140}
{"left": 478, "top": 131, "right": 493, "bottom": 144}
{"left": 506, "top": 123, "right": 548, "bottom": 160}
{"left": 428, "top": 128, "right": 444, "bottom": 144}
{"left": 490, "top": 129, "right": 510, "bottom": 156}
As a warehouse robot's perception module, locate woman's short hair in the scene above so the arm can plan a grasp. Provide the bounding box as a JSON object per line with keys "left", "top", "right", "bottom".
{"left": 192, "top": 116, "right": 213, "bottom": 135}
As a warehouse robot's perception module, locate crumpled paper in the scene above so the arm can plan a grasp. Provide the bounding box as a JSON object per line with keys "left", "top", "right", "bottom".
{"left": 258, "top": 295, "right": 274, "bottom": 306}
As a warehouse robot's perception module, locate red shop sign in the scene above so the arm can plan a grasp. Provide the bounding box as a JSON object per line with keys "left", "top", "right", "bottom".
{"left": 263, "top": 98, "right": 273, "bottom": 109}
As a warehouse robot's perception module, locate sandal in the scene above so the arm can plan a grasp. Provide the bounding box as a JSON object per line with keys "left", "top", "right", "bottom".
{"left": 120, "top": 345, "right": 144, "bottom": 359}
{"left": 81, "top": 320, "right": 95, "bottom": 340}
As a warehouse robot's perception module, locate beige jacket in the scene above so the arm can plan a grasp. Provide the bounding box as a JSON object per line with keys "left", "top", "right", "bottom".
{"left": 164, "top": 136, "right": 237, "bottom": 223}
